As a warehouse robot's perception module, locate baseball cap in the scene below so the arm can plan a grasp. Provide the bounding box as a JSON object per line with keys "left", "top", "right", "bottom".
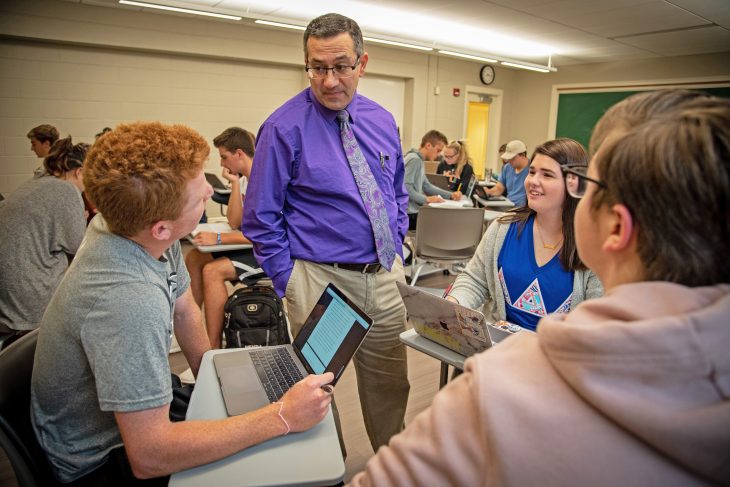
{"left": 500, "top": 140, "right": 527, "bottom": 161}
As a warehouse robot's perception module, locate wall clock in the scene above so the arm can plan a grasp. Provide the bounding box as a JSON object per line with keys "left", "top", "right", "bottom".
{"left": 480, "top": 65, "right": 495, "bottom": 85}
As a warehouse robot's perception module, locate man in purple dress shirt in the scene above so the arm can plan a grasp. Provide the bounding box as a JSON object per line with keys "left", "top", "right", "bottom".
{"left": 242, "top": 13, "right": 410, "bottom": 452}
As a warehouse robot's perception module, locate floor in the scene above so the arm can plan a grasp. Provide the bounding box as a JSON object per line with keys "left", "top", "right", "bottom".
{"left": 0, "top": 255, "right": 455, "bottom": 486}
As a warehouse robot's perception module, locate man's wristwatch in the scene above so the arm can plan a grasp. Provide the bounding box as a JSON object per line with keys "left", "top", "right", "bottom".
{"left": 216, "top": 232, "right": 222, "bottom": 245}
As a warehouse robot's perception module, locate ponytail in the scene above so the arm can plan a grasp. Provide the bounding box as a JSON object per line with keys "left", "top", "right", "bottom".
{"left": 43, "top": 136, "right": 89, "bottom": 176}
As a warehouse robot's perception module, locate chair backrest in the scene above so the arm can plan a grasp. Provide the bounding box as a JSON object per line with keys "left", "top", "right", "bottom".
{"left": 415, "top": 206, "right": 484, "bottom": 261}
{"left": 425, "top": 173, "right": 451, "bottom": 190}
{"left": 424, "top": 160, "right": 440, "bottom": 174}
{"left": 0, "top": 329, "right": 59, "bottom": 486}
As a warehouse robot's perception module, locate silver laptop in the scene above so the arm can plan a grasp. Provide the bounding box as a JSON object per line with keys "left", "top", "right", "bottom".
{"left": 463, "top": 175, "right": 477, "bottom": 199}
{"left": 214, "top": 283, "right": 373, "bottom": 416}
{"left": 205, "top": 172, "right": 232, "bottom": 194}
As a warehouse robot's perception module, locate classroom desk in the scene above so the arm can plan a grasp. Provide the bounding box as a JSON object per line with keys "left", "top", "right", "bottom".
{"left": 472, "top": 194, "right": 515, "bottom": 209}
{"left": 428, "top": 196, "right": 474, "bottom": 209}
{"left": 169, "top": 349, "right": 345, "bottom": 487}
{"left": 187, "top": 222, "right": 253, "bottom": 253}
{"left": 399, "top": 328, "right": 466, "bottom": 388}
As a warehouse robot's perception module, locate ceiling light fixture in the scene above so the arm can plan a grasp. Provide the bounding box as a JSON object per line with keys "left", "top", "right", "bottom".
{"left": 118, "top": 0, "right": 241, "bottom": 20}
{"left": 500, "top": 61, "right": 550, "bottom": 73}
{"left": 438, "top": 50, "right": 498, "bottom": 64}
{"left": 254, "top": 19, "right": 305, "bottom": 31}
{"left": 364, "top": 37, "right": 433, "bottom": 51}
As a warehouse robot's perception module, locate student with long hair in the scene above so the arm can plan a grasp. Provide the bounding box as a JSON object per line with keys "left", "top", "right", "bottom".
{"left": 438, "top": 140, "right": 474, "bottom": 192}
{"left": 0, "top": 136, "right": 87, "bottom": 333}
{"left": 446, "top": 138, "right": 603, "bottom": 331}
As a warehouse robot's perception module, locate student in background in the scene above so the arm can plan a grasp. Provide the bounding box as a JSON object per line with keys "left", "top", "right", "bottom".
{"left": 27, "top": 124, "right": 60, "bottom": 158}
{"left": 438, "top": 140, "right": 474, "bottom": 193}
{"left": 31, "top": 122, "right": 334, "bottom": 485}
{"left": 185, "top": 127, "right": 263, "bottom": 348}
{"left": 0, "top": 137, "right": 87, "bottom": 335}
{"left": 349, "top": 90, "right": 729, "bottom": 486}
{"left": 485, "top": 139, "right": 530, "bottom": 206}
{"left": 404, "top": 130, "right": 463, "bottom": 230}
{"left": 447, "top": 138, "right": 602, "bottom": 331}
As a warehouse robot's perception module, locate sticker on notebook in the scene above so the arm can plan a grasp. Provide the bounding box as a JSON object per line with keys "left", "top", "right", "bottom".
{"left": 454, "top": 306, "right": 488, "bottom": 342}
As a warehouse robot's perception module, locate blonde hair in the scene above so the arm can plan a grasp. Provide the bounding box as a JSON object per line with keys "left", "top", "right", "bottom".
{"left": 83, "top": 122, "right": 209, "bottom": 237}
{"left": 444, "top": 140, "right": 472, "bottom": 178}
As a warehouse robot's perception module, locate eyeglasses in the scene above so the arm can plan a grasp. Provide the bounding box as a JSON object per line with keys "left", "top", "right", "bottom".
{"left": 443, "top": 152, "right": 458, "bottom": 159}
{"left": 561, "top": 164, "right": 607, "bottom": 198}
{"left": 305, "top": 57, "right": 360, "bottom": 79}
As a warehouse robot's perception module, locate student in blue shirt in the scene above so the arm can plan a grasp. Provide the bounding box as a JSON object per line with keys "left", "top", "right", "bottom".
{"left": 485, "top": 139, "right": 530, "bottom": 206}
{"left": 447, "top": 138, "right": 603, "bottom": 331}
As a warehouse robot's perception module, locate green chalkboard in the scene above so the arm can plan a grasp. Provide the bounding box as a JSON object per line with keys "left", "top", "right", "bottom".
{"left": 556, "top": 87, "right": 730, "bottom": 150}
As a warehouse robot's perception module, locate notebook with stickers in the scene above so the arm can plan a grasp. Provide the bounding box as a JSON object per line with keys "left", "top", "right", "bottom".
{"left": 397, "top": 282, "right": 494, "bottom": 357}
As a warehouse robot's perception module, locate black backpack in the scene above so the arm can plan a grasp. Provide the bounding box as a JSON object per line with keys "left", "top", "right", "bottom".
{"left": 223, "top": 285, "right": 290, "bottom": 348}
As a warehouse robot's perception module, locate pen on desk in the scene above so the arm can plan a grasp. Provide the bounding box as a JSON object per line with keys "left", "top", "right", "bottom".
{"left": 442, "top": 283, "right": 454, "bottom": 299}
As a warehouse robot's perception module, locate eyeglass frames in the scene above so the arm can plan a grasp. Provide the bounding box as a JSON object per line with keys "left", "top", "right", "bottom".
{"left": 561, "top": 164, "right": 607, "bottom": 198}
{"left": 305, "top": 57, "right": 360, "bottom": 79}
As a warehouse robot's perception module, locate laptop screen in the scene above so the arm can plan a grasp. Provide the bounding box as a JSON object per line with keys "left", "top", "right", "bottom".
{"left": 293, "top": 284, "right": 372, "bottom": 380}
{"left": 463, "top": 175, "right": 477, "bottom": 199}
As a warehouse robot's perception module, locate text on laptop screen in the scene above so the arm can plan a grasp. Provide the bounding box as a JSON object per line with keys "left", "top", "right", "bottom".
{"left": 299, "top": 287, "right": 371, "bottom": 374}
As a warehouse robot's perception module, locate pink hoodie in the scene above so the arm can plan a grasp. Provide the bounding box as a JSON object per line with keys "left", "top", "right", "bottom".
{"left": 350, "top": 282, "right": 730, "bottom": 486}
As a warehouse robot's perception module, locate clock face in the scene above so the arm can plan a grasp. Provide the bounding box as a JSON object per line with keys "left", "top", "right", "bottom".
{"left": 480, "top": 65, "right": 495, "bottom": 85}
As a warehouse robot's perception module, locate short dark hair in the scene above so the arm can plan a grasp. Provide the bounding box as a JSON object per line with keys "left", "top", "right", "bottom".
{"left": 420, "top": 130, "right": 448, "bottom": 148}
{"left": 591, "top": 93, "right": 730, "bottom": 285}
{"left": 213, "top": 127, "right": 256, "bottom": 158}
{"left": 304, "top": 13, "right": 364, "bottom": 60}
{"left": 499, "top": 138, "right": 588, "bottom": 271}
{"left": 27, "top": 124, "right": 59, "bottom": 144}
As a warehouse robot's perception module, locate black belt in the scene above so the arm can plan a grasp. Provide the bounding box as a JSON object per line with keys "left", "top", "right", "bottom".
{"left": 325, "top": 262, "right": 382, "bottom": 274}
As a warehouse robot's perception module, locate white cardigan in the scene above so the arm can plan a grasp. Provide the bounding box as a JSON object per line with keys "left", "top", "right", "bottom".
{"left": 449, "top": 219, "right": 604, "bottom": 323}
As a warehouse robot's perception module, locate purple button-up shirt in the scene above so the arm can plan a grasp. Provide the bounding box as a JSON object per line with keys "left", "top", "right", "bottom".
{"left": 243, "top": 88, "right": 408, "bottom": 296}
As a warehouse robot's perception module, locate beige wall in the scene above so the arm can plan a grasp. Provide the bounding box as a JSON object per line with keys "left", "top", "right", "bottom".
{"left": 509, "top": 52, "right": 730, "bottom": 155}
{"left": 1, "top": 0, "right": 729, "bottom": 202}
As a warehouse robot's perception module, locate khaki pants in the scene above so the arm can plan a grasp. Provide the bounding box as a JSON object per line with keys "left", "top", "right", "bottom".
{"left": 285, "top": 258, "right": 410, "bottom": 451}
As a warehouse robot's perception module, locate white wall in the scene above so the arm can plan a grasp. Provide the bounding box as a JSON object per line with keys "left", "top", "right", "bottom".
{"left": 1, "top": 0, "right": 729, "bottom": 202}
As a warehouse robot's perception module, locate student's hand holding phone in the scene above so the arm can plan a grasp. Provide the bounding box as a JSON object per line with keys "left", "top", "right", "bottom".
{"left": 426, "top": 195, "right": 445, "bottom": 204}
{"left": 278, "top": 372, "right": 335, "bottom": 433}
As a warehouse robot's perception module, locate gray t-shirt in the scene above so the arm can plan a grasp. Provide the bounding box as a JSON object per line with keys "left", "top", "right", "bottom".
{"left": 403, "top": 149, "right": 452, "bottom": 215}
{"left": 30, "top": 216, "right": 190, "bottom": 483}
{"left": 0, "top": 174, "right": 86, "bottom": 331}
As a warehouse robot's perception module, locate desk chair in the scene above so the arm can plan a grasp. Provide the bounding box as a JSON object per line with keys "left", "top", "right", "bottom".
{"left": 410, "top": 206, "right": 484, "bottom": 286}
{"left": 425, "top": 173, "right": 451, "bottom": 191}
{"left": 424, "top": 160, "right": 440, "bottom": 174}
{"left": 0, "top": 329, "right": 60, "bottom": 486}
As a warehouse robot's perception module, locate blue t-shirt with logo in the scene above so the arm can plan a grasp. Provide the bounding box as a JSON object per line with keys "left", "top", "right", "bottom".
{"left": 497, "top": 216, "right": 573, "bottom": 331}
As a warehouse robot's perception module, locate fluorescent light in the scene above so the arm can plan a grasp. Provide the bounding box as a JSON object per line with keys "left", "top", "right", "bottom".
{"left": 118, "top": 0, "right": 241, "bottom": 20}
{"left": 438, "top": 50, "right": 498, "bottom": 64}
{"left": 254, "top": 19, "right": 306, "bottom": 31}
{"left": 364, "top": 37, "right": 432, "bottom": 51}
{"left": 500, "top": 61, "right": 550, "bottom": 73}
